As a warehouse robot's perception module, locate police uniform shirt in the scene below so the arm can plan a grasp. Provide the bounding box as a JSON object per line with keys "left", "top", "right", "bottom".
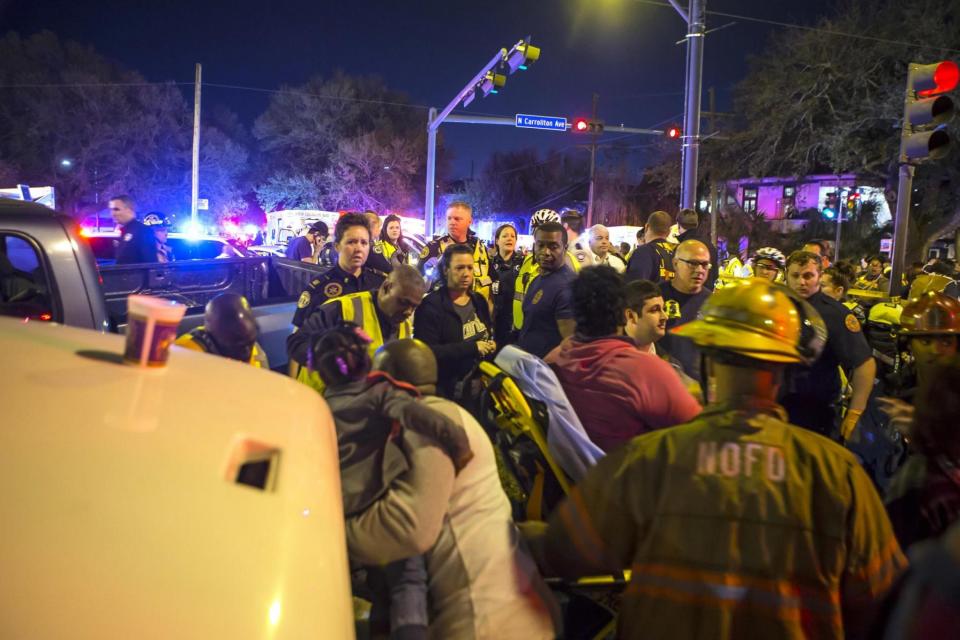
{"left": 780, "top": 290, "right": 872, "bottom": 430}
{"left": 518, "top": 265, "right": 576, "bottom": 359}
{"left": 318, "top": 242, "right": 338, "bottom": 267}
{"left": 284, "top": 235, "right": 313, "bottom": 261}
{"left": 419, "top": 232, "right": 492, "bottom": 292}
{"left": 291, "top": 264, "right": 386, "bottom": 328}
{"left": 366, "top": 240, "right": 395, "bottom": 273}
{"left": 115, "top": 219, "right": 159, "bottom": 264}
{"left": 657, "top": 281, "right": 712, "bottom": 382}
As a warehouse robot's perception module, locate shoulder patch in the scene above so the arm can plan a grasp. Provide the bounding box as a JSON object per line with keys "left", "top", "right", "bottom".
{"left": 845, "top": 314, "right": 861, "bottom": 332}
{"left": 323, "top": 282, "right": 343, "bottom": 298}
{"left": 420, "top": 245, "right": 430, "bottom": 259}
{"left": 373, "top": 244, "right": 383, "bottom": 254}
{"left": 297, "top": 291, "right": 311, "bottom": 309}
{"left": 532, "top": 290, "right": 544, "bottom": 305}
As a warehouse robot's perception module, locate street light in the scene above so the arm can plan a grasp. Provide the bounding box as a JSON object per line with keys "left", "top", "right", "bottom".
{"left": 59, "top": 158, "right": 73, "bottom": 169}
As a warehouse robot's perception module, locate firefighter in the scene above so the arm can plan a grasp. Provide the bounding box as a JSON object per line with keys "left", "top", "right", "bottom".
{"left": 526, "top": 279, "right": 906, "bottom": 640}
{"left": 175, "top": 293, "right": 268, "bottom": 368}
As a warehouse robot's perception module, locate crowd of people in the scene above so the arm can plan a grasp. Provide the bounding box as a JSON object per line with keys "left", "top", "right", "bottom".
{"left": 176, "top": 201, "right": 960, "bottom": 639}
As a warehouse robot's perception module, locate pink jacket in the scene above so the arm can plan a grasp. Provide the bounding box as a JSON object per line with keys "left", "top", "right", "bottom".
{"left": 545, "top": 336, "right": 702, "bottom": 452}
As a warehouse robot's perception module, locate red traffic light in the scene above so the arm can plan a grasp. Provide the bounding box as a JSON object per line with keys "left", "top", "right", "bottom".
{"left": 918, "top": 60, "right": 960, "bottom": 97}
{"left": 573, "top": 118, "right": 589, "bottom": 132}
{"left": 666, "top": 126, "right": 681, "bottom": 139}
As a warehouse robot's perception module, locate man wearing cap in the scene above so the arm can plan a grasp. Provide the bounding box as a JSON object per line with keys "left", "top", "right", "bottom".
{"left": 676, "top": 207, "right": 719, "bottom": 289}
{"left": 526, "top": 279, "right": 906, "bottom": 640}
{"left": 285, "top": 220, "right": 328, "bottom": 263}
{"left": 143, "top": 213, "right": 176, "bottom": 262}
{"left": 560, "top": 210, "right": 594, "bottom": 269}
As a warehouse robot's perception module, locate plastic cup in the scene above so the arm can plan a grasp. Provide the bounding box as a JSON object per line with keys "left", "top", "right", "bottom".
{"left": 123, "top": 295, "right": 186, "bottom": 367}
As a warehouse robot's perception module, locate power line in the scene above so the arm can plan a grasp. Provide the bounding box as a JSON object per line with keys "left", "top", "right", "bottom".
{"left": 0, "top": 81, "right": 194, "bottom": 88}
{"left": 633, "top": 0, "right": 960, "bottom": 55}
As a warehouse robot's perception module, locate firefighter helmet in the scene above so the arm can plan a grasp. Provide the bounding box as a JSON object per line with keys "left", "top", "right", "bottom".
{"left": 899, "top": 292, "right": 960, "bottom": 336}
{"left": 672, "top": 278, "right": 827, "bottom": 365}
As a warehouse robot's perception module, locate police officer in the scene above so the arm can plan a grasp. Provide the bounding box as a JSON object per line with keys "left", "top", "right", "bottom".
{"left": 560, "top": 210, "right": 594, "bottom": 269}
{"left": 291, "top": 213, "right": 387, "bottom": 329}
{"left": 175, "top": 293, "right": 269, "bottom": 368}
{"left": 419, "top": 201, "right": 493, "bottom": 302}
{"left": 363, "top": 210, "right": 394, "bottom": 274}
{"left": 511, "top": 209, "right": 582, "bottom": 337}
{"left": 109, "top": 195, "right": 158, "bottom": 264}
{"left": 287, "top": 265, "right": 426, "bottom": 392}
{"left": 526, "top": 279, "right": 906, "bottom": 640}
{"left": 781, "top": 250, "right": 876, "bottom": 441}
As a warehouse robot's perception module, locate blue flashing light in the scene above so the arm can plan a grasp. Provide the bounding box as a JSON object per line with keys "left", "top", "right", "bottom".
{"left": 822, "top": 208, "right": 836, "bottom": 220}
{"left": 518, "top": 65, "right": 528, "bottom": 71}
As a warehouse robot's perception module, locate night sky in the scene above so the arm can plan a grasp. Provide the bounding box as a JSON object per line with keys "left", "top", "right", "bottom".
{"left": 4, "top": 0, "right": 835, "bottom": 177}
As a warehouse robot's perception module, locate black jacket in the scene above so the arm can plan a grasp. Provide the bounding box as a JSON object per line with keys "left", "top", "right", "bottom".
{"left": 413, "top": 286, "right": 493, "bottom": 399}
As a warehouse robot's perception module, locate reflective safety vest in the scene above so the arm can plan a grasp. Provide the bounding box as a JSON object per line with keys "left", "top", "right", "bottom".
{"left": 174, "top": 327, "right": 268, "bottom": 369}
{"left": 296, "top": 291, "right": 412, "bottom": 392}
{"left": 512, "top": 251, "right": 582, "bottom": 331}
{"left": 380, "top": 239, "right": 396, "bottom": 260}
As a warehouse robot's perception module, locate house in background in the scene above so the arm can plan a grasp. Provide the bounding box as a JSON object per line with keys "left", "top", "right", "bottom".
{"left": 721, "top": 174, "right": 892, "bottom": 233}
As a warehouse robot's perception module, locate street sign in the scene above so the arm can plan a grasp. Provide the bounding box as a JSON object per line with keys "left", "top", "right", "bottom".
{"left": 197, "top": 198, "right": 209, "bottom": 210}
{"left": 515, "top": 113, "right": 567, "bottom": 132}
{"left": 880, "top": 238, "right": 892, "bottom": 253}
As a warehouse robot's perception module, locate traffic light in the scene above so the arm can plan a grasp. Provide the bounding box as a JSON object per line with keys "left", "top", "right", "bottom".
{"left": 900, "top": 60, "right": 959, "bottom": 162}
{"left": 505, "top": 42, "right": 541, "bottom": 74}
{"left": 571, "top": 117, "right": 603, "bottom": 133}
{"left": 822, "top": 192, "right": 839, "bottom": 219}
{"left": 479, "top": 71, "right": 506, "bottom": 97}
{"left": 846, "top": 192, "right": 861, "bottom": 211}
{"left": 665, "top": 125, "right": 682, "bottom": 140}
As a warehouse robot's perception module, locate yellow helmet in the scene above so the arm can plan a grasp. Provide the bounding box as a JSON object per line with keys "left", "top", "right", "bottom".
{"left": 672, "top": 278, "right": 827, "bottom": 365}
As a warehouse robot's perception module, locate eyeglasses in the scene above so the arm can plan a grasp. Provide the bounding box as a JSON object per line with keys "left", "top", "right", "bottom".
{"left": 677, "top": 258, "right": 711, "bottom": 270}
{"left": 755, "top": 262, "right": 778, "bottom": 271}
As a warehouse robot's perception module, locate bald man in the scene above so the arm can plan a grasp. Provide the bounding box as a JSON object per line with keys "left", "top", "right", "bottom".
{"left": 588, "top": 225, "right": 625, "bottom": 272}
{"left": 657, "top": 239, "right": 713, "bottom": 382}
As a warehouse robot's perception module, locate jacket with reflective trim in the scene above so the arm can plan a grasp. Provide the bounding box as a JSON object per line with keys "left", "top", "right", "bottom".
{"left": 535, "top": 398, "right": 907, "bottom": 639}
{"left": 174, "top": 326, "right": 269, "bottom": 369}
{"left": 287, "top": 291, "right": 411, "bottom": 393}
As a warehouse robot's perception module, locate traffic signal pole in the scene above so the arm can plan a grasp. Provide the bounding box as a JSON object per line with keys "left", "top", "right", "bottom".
{"left": 679, "top": 0, "right": 706, "bottom": 211}
{"left": 890, "top": 164, "right": 915, "bottom": 295}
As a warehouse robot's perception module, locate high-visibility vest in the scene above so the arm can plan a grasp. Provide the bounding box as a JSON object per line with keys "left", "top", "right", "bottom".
{"left": 512, "top": 252, "right": 581, "bottom": 331}
{"left": 175, "top": 327, "right": 268, "bottom": 369}
{"left": 296, "top": 291, "right": 412, "bottom": 393}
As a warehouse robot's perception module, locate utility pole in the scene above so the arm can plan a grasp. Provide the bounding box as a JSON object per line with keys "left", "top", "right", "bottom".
{"left": 679, "top": 0, "right": 706, "bottom": 211}
{"left": 586, "top": 92, "right": 599, "bottom": 227}
{"left": 834, "top": 184, "right": 846, "bottom": 263}
{"left": 191, "top": 63, "right": 202, "bottom": 229}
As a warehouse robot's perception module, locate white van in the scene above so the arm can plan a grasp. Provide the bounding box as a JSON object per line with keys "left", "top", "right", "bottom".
{"left": 0, "top": 318, "right": 354, "bottom": 639}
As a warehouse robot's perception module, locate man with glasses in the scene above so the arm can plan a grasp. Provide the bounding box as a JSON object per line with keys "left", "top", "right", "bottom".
{"left": 751, "top": 247, "right": 786, "bottom": 283}
{"left": 109, "top": 195, "right": 158, "bottom": 265}
{"left": 657, "top": 239, "right": 713, "bottom": 381}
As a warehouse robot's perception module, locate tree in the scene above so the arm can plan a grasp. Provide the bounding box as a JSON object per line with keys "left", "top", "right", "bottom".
{"left": 253, "top": 73, "right": 431, "bottom": 212}
{"left": 701, "top": 0, "right": 960, "bottom": 263}
{"left": 0, "top": 30, "right": 250, "bottom": 223}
